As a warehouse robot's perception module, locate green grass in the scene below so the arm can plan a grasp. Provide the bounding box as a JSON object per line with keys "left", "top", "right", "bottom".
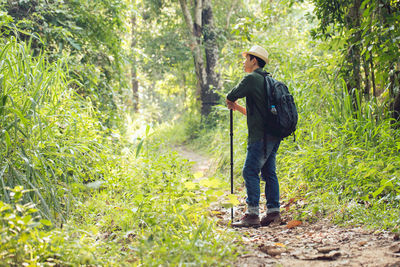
{"left": 0, "top": 38, "right": 120, "bottom": 222}
{"left": 1, "top": 119, "right": 241, "bottom": 265}
{"left": 69, "top": 143, "right": 239, "bottom": 265}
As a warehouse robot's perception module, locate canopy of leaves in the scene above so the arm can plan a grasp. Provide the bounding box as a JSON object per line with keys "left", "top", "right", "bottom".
{"left": 1, "top": 0, "right": 129, "bottom": 120}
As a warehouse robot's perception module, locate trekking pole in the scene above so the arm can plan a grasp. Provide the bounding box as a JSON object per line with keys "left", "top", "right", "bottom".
{"left": 230, "top": 109, "right": 234, "bottom": 222}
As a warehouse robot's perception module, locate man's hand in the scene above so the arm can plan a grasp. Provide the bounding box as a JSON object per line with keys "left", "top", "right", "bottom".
{"left": 226, "top": 99, "right": 237, "bottom": 110}
{"left": 226, "top": 99, "right": 247, "bottom": 116}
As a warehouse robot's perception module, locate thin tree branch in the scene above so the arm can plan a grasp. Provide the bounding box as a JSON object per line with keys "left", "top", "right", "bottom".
{"left": 179, "top": 0, "right": 195, "bottom": 35}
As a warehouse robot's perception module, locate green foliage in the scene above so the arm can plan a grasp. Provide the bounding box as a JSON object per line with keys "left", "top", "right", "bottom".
{"left": 310, "top": 0, "right": 350, "bottom": 36}
{"left": 187, "top": 1, "right": 400, "bottom": 231}
{"left": 310, "top": 0, "right": 400, "bottom": 119}
{"left": 63, "top": 132, "right": 239, "bottom": 265}
{"left": 2, "top": 0, "right": 400, "bottom": 264}
{"left": 0, "top": 186, "right": 51, "bottom": 265}
{"left": 0, "top": 54, "right": 239, "bottom": 263}
{"left": 0, "top": 0, "right": 129, "bottom": 118}
{"left": 0, "top": 38, "right": 123, "bottom": 222}
{"left": 0, "top": 186, "right": 101, "bottom": 265}
{"left": 0, "top": 0, "right": 247, "bottom": 265}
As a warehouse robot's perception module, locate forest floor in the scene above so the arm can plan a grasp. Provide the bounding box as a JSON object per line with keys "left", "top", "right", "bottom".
{"left": 176, "top": 145, "right": 400, "bottom": 267}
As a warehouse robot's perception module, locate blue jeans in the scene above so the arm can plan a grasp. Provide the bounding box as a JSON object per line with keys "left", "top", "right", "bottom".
{"left": 242, "top": 135, "right": 281, "bottom": 214}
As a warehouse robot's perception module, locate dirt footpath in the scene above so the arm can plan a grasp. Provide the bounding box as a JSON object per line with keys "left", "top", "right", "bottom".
{"left": 176, "top": 146, "right": 400, "bottom": 267}
{"left": 221, "top": 207, "right": 400, "bottom": 267}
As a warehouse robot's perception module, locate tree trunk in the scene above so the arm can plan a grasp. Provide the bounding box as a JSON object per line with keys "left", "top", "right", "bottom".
{"left": 131, "top": 15, "right": 139, "bottom": 112}
{"left": 390, "top": 70, "right": 400, "bottom": 126}
{"left": 346, "top": 0, "right": 362, "bottom": 109}
{"left": 179, "top": 0, "right": 220, "bottom": 116}
{"left": 363, "top": 54, "right": 371, "bottom": 100}
{"left": 392, "top": 79, "right": 400, "bottom": 128}
{"left": 179, "top": 0, "right": 206, "bottom": 94}
{"left": 369, "top": 55, "right": 377, "bottom": 97}
{"left": 201, "top": 0, "right": 220, "bottom": 116}
{"left": 393, "top": 89, "right": 400, "bottom": 127}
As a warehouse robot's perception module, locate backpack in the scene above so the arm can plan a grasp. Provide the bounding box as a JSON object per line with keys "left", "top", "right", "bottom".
{"left": 262, "top": 74, "right": 298, "bottom": 140}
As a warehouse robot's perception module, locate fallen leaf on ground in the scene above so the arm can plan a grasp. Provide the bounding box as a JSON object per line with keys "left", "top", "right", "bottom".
{"left": 358, "top": 240, "right": 367, "bottom": 246}
{"left": 283, "top": 198, "right": 296, "bottom": 211}
{"left": 287, "top": 220, "right": 302, "bottom": 229}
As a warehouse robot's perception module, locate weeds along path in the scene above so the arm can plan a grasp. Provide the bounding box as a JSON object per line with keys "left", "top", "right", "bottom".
{"left": 176, "top": 146, "right": 400, "bottom": 267}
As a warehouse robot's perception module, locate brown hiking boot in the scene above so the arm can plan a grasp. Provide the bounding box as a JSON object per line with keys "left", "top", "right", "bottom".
{"left": 260, "top": 212, "right": 281, "bottom": 226}
{"left": 232, "top": 214, "right": 260, "bottom": 228}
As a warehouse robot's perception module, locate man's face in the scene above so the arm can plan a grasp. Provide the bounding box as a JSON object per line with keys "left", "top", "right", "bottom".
{"left": 243, "top": 54, "right": 254, "bottom": 73}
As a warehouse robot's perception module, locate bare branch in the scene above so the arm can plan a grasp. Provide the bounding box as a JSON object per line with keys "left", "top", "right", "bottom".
{"left": 194, "top": 0, "right": 202, "bottom": 37}
{"left": 179, "top": 0, "right": 195, "bottom": 36}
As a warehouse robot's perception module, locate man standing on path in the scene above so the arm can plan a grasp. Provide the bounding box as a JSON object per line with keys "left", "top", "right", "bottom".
{"left": 226, "top": 45, "right": 281, "bottom": 227}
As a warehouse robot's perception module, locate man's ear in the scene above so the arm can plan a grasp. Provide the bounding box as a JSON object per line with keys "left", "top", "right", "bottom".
{"left": 251, "top": 57, "right": 258, "bottom": 66}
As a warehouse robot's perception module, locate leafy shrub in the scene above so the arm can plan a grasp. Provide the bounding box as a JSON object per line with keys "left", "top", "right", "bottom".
{"left": 0, "top": 38, "right": 123, "bottom": 222}
{"left": 0, "top": 186, "right": 111, "bottom": 265}
{"left": 0, "top": 186, "right": 53, "bottom": 265}
{"left": 64, "top": 134, "right": 239, "bottom": 266}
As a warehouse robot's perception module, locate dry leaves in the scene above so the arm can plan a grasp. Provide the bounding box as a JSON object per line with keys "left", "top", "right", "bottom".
{"left": 286, "top": 220, "right": 302, "bottom": 229}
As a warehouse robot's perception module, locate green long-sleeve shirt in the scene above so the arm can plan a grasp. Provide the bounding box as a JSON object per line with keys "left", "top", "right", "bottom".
{"left": 227, "top": 68, "right": 269, "bottom": 144}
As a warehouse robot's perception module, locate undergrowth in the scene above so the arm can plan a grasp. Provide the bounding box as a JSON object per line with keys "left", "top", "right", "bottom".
{"left": 165, "top": 4, "right": 400, "bottom": 232}
{"left": 0, "top": 38, "right": 120, "bottom": 223}
{"left": 0, "top": 39, "right": 240, "bottom": 265}
{"left": 1, "top": 126, "right": 240, "bottom": 265}
{"left": 63, "top": 137, "right": 239, "bottom": 265}
{"left": 177, "top": 100, "right": 400, "bottom": 232}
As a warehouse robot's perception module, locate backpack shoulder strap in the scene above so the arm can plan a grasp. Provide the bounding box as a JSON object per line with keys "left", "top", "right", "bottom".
{"left": 265, "top": 75, "right": 276, "bottom": 105}
{"left": 250, "top": 72, "right": 268, "bottom": 118}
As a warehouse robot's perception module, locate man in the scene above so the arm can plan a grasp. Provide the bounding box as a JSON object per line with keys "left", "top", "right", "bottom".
{"left": 226, "top": 45, "right": 281, "bottom": 227}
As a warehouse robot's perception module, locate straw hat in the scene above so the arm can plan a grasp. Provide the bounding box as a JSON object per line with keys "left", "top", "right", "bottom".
{"left": 242, "top": 45, "right": 269, "bottom": 64}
